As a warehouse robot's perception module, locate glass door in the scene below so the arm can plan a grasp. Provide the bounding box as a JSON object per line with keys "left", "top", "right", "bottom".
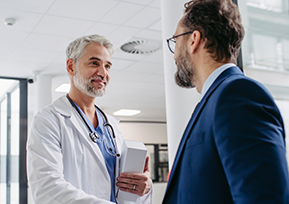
{"left": 0, "top": 78, "right": 27, "bottom": 204}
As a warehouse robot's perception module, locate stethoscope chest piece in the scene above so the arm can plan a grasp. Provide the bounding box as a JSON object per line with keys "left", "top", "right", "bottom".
{"left": 66, "top": 94, "right": 120, "bottom": 157}
{"left": 89, "top": 132, "right": 99, "bottom": 143}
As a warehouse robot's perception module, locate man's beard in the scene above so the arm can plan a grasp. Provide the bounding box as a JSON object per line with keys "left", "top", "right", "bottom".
{"left": 73, "top": 68, "right": 107, "bottom": 98}
{"left": 174, "top": 44, "right": 195, "bottom": 88}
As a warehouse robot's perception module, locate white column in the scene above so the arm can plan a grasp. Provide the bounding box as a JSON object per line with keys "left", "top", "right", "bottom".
{"left": 35, "top": 74, "right": 52, "bottom": 113}
{"left": 160, "top": 0, "right": 200, "bottom": 168}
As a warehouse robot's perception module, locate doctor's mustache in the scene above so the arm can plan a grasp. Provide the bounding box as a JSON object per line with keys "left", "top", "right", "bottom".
{"left": 90, "top": 76, "right": 107, "bottom": 84}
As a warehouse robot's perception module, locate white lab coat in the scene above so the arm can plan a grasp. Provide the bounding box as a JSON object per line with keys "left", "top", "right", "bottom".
{"left": 27, "top": 95, "right": 152, "bottom": 204}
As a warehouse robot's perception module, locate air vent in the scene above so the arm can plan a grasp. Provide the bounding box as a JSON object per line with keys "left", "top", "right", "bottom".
{"left": 120, "top": 39, "right": 161, "bottom": 54}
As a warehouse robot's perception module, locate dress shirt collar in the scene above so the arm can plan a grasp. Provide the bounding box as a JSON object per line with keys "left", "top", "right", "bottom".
{"left": 200, "top": 63, "right": 236, "bottom": 101}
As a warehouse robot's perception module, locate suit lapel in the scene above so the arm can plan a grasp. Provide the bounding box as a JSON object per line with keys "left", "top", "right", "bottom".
{"left": 165, "top": 100, "right": 202, "bottom": 189}
{"left": 166, "top": 66, "right": 243, "bottom": 190}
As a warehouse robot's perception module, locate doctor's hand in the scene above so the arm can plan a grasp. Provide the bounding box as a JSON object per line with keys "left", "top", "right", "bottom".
{"left": 116, "top": 156, "right": 152, "bottom": 196}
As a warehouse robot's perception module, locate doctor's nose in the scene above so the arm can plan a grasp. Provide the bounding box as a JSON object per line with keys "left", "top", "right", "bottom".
{"left": 97, "top": 64, "right": 109, "bottom": 78}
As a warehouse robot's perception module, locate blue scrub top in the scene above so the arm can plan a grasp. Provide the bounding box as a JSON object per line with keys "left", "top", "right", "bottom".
{"left": 73, "top": 102, "right": 117, "bottom": 203}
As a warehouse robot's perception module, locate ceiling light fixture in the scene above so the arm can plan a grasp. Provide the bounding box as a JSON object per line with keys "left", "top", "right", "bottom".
{"left": 4, "top": 18, "right": 16, "bottom": 26}
{"left": 113, "top": 109, "right": 141, "bottom": 116}
{"left": 55, "top": 83, "right": 70, "bottom": 92}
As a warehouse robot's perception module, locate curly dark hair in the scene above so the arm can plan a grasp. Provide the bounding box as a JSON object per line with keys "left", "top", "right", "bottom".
{"left": 182, "top": 0, "right": 244, "bottom": 63}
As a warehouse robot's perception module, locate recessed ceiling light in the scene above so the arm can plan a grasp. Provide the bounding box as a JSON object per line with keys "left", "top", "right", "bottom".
{"left": 113, "top": 109, "right": 141, "bottom": 116}
{"left": 55, "top": 83, "right": 70, "bottom": 92}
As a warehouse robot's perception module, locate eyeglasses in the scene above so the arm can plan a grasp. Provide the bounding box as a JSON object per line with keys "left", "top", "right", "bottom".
{"left": 166, "top": 31, "right": 194, "bottom": 54}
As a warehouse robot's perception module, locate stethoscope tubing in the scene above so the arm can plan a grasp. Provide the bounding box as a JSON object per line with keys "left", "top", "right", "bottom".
{"left": 66, "top": 94, "right": 120, "bottom": 157}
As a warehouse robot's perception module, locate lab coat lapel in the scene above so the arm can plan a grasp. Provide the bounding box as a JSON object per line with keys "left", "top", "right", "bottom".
{"left": 166, "top": 66, "right": 243, "bottom": 190}
{"left": 53, "top": 96, "right": 108, "bottom": 174}
{"left": 70, "top": 112, "right": 107, "bottom": 168}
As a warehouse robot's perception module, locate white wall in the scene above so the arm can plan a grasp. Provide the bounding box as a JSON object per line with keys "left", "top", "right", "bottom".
{"left": 118, "top": 122, "right": 167, "bottom": 144}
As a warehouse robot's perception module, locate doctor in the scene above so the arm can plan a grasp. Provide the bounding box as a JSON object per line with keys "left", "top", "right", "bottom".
{"left": 27, "top": 34, "right": 152, "bottom": 204}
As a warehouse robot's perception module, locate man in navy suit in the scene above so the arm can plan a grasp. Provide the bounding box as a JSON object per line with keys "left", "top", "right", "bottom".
{"left": 163, "top": 0, "right": 289, "bottom": 203}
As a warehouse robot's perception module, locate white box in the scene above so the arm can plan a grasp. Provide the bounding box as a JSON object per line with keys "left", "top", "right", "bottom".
{"left": 117, "top": 140, "right": 147, "bottom": 203}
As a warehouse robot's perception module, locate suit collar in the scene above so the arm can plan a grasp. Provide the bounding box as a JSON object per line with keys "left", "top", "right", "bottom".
{"left": 201, "top": 66, "right": 243, "bottom": 105}
{"left": 200, "top": 63, "right": 236, "bottom": 101}
{"left": 166, "top": 66, "right": 243, "bottom": 190}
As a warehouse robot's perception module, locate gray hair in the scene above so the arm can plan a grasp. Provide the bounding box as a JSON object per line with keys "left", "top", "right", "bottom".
{"left": 66, "top": 34, "right": 114, "bottom": 63}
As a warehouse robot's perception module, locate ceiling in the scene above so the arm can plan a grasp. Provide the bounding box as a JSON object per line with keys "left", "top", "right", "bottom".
{"left": 0, "top": 0, "right": 167, "bottom": 122}
{"left": 2, "top": 0, "right": 288, "bottom": 123}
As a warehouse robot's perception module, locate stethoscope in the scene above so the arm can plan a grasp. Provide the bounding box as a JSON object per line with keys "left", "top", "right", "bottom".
{"left": 66, "top": 94, "right": 120, "bottom": 157}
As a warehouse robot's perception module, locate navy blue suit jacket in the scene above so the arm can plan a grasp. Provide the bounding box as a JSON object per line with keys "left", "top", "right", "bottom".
{"left": 163, "top": 66, "right": 289, "bottom": 204}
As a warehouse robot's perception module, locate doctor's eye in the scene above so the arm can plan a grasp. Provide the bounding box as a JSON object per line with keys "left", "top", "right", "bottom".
{"left": 91, "top": 61, "right": 100, "bottom": 66}
{"left": 105, "top": 64, "right": 111, "bottom": 70}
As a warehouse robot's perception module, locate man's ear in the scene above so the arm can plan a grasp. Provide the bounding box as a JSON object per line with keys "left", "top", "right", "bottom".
{"left": 67, "top": 58, "right": 76, "bottom": 76}
{"left": 187, "top": 30, "right": 202, "bottom": 54}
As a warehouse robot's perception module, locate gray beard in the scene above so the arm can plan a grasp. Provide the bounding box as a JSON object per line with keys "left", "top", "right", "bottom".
{"left": 73, "top": 69, "right": 106, "bottom": 98}
{"left": 174, "top": 47, "right": 195, "bottom": 88}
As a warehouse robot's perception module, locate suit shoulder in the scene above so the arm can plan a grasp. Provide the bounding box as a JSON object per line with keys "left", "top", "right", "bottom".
{"left": 219, "top": 75, "right": 271, "bottom": 98}
{"left": 222, "top": 74, "right": 261, "bottom": 87}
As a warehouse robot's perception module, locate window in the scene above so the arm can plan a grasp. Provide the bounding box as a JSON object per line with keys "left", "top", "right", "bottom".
{"left": 240, "top": 0, "right": 289, "bottom": 71}
{"left": 145, "top": 144, "right": 169, "bottom": 182}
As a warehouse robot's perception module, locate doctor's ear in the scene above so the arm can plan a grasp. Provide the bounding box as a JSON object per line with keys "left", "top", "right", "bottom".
{"left": 67, "top": 58, "right": 76, "bottom": 76}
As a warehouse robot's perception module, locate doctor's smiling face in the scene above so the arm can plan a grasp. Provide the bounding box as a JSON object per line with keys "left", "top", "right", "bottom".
{"left": 71, "top": 43, "right": 112, "bottom": 98}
